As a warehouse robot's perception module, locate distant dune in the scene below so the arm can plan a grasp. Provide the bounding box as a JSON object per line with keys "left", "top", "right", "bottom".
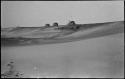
{"left": 1, "top": 21, "right": 124, "bottom": 46}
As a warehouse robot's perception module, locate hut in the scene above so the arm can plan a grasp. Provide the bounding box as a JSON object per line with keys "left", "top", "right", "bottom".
{"left": 67, "top": 21, "right": 80, "bottom": 31}
{"left": 67, "top": 21, "right": 76, "bottom": 26}
{"left": 53, "top": 22, "right": 59, "bottom": 27}
{"left": 45, "top": 24, "right": 50, "bottom": 27}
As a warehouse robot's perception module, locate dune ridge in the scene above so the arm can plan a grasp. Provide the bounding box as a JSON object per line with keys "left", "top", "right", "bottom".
{"left": 1, "top": 21, "right": 124, "bottom": 46}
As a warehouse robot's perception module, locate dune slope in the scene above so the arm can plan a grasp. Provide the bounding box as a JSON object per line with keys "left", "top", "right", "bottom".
{"left": 1, "top": 21, "right": 124, "bottom": 46}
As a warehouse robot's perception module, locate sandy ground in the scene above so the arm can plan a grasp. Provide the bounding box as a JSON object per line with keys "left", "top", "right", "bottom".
{"left": 1, "top": 33, "right": 124, "bottom": 78}
{"left": 1, "top": 21, "right": 124, "bottom": 78}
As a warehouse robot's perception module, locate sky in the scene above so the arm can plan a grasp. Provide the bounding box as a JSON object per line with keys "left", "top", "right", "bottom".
{"left": 1, "top": 1, "right": 124, "bottom": 28}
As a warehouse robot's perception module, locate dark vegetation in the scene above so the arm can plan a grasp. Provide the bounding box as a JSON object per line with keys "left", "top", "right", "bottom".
{"left": 1, "top": 37, "right": 33, "bottom": 46}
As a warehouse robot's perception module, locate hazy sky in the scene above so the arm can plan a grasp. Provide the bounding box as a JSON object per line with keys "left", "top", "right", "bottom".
{"left": 1, "top": 1, "right": 124, "bottom": 28}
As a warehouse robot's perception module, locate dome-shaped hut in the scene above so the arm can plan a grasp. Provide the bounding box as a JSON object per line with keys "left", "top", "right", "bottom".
{"left": 53, "top": 22, "right": 58, "bottom": 27}
{"left": 67, "top": 21, "right": 76, "bottom": 26}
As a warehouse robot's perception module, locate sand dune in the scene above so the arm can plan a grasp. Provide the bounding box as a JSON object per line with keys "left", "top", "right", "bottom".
{"left": 1, "top": 21, "right": 124, "bottom": 46}
{"left": 1, "top": 21, "right": 124, "bottom": 78}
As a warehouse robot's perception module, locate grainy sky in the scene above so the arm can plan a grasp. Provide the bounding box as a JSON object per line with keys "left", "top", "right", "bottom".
{"left": 1, "top": 1, "right": 124, "bottom": 28}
